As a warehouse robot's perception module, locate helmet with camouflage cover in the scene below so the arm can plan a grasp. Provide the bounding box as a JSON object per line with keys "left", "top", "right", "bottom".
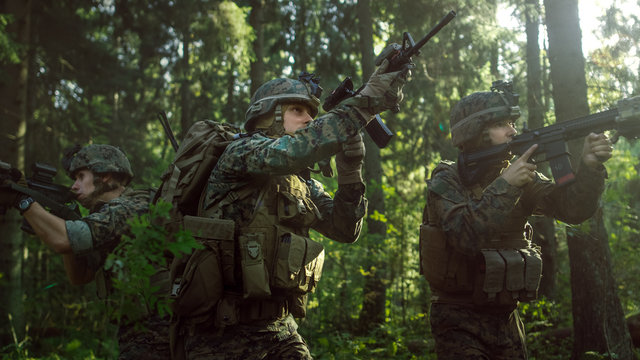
{"left": 65, "top": 144, "right": 134, "bottom": 182}
{"left": 244, "top": 75, "right": 321, "bottom": 133}
{"left": 450, "top": 80, "right": 521, "bottom": 149}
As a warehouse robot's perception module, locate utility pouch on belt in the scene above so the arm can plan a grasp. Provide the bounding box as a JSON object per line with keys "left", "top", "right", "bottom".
{"left": 170, "top": 216, "right": 234, "bottom": 319}
{"left": 273, "top": 226, "right": 324, "bottom": 294}
{"left": 240, "top": 232, "right": 271, "bottom": 299}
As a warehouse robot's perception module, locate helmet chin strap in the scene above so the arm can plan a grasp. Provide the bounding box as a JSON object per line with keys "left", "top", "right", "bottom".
{"left": 264, "top": 104, "right": 286, "bottom": 137}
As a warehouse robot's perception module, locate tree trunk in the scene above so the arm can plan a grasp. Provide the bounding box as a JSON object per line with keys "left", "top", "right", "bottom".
{"left": 249, "top": 0, "right": 265, "bottom": 95}
{"left": 0, "top": 0, "right": 31, "bottom": 345}
{"left": 544, "top": 0, "right": 636, "bottom": 358}
{"left": 355, "top": 0, "right": 386, "bottom": 333}
{"left": 180, "top": 32, "right": 191, "bottom": 138}
{"left": 525, "top": 0, "right": 557, "bottom": 299}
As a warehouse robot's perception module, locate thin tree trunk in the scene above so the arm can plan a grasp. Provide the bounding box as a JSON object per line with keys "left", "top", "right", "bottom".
{"left": 525, "top": 0, "right": 557, "bottom": 299}
{"left": 249, "top": 0, "right": 265, "bottom": 95}
{"left": 355, "top": 0, "right": 386, "bottom": 333}
{"left": 0, "top": 0, "right": 31, "bottom": 344}
{"left": 544, "top": 0, "right": 635, "bottom": 358}
{"left": 180, "top": 32, "right": 191, "bottom": 138}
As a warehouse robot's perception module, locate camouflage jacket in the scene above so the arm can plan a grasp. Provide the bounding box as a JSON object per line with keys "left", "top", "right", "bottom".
{"left": 201, "top": 107, "right": 368, "bottom": 243}
{"left": 65, "top": 187, "right": 150, "bottom": 272}
{"left": 427, "top": 159, "right": 606, "bottom": 256}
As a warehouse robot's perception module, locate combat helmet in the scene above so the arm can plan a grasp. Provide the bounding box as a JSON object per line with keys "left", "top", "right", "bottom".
{"left": 64, "top": 144, "right": 134, "bottom": 183}
{"left": 244, "top": 72, "right": 322, "bottom": 133}
{"left": 450, "top": 80, "right": 520, "bottom": 149}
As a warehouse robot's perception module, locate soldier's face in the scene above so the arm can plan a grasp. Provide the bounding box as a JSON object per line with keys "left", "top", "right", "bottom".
{"left": 488, "top": 120, "right": 517, "bottom": 145}
{"left": 71, "top": 169, "right": 97, "bottom": 205}
{"left": 283, "top": 104, "right": 314, "bottom": 133}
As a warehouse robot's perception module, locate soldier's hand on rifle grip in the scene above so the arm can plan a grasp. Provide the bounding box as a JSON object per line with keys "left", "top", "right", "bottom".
{"left": 582, "top": 132, "right": 613, "bottom": 169}
{"left": 501, "top": 144, "right": 538, "bottom": 187}
{"left": 336, "top": 133, "right": 365, "bottom": 185}
{"left": 0, "top": 167, "right": 28, "bottom": 210}
{"left": 354, "top": 59, "right": 412, "bottom": 123}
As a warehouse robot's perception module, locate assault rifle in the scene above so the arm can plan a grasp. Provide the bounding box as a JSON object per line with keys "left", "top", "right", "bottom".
{"left": 458, "top": 96, "right": 640, "bottom": 186}
{"left": 323, "top": 10, "right": 457, "bottom": 148}
{"left": 0, "top": 161, "right": 81, "bottom": 232}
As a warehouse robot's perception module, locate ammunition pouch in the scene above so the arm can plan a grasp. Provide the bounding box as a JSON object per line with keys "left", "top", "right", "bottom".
{"left": 472, "top": 243, "right": 542, "bottom": 306}
{"left": 239, "top": 225, "right": 324, "bottom": 300}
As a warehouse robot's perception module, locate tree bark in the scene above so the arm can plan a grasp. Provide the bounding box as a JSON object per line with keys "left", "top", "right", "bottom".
{"left": 525, "top": 0, "right": 557, "bottom": 299}
{"left": 544, "top": 0, "right": 636, "bottom": 358}
{"left": 249, "top": 0, "right": 265, "bottom": 95}
{"left": 355, "top": 0, "right": 386, "bottom": 333}
{"left": 0, "top": 0, "right": 31, "bottom": 344}
{"left": 180, "top": 31, "right": 191, "bottom": 137}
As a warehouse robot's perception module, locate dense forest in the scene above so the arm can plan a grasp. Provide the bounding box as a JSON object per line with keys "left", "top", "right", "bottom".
{"left": 1, "top": 0, "right": 639, "bottom": 359}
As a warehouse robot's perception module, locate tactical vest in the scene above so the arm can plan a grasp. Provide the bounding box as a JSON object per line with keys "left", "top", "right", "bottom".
{"left": 171, "top": 173, "right": 325, "bottom": 328}
{"left": 420, "top": 161, "right": 542, "bottom": 307}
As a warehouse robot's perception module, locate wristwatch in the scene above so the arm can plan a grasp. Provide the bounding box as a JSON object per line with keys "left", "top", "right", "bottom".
{"left": 18, "top": 197, "right": 35, "bottom": 214}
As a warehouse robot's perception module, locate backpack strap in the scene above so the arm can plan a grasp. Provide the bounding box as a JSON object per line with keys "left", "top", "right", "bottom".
{"left": 161, "top": 164, "right": 182, "bottom": 203}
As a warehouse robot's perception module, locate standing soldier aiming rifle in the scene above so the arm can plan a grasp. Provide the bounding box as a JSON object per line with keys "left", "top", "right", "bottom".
{"left": 1, "top": 144, "right": 169, "bottom": 360}
{"left": 420, "top": 82, "right": 613, "bottom": 359}
{"left": 168, "top": 58, "right": 410, "bottom": 359}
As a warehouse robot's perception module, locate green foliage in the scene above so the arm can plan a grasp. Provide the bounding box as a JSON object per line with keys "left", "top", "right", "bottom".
{"left": 601, "top": 140, "right": 640, "bottom": 314}
{"left": 302, "top": 319, "right": 434, "bottom": 360}
{"left": 0, "top": 14, "right": 21, "bottom": 65}
{"left": 103, "top": 199, "right": 201, "bottom": 324}
{"left": 520, "top": 297, "right": 573, "bottom": 360}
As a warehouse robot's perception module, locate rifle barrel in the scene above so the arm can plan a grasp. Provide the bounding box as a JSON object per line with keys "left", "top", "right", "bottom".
{"left": 406, "top": 10, "right": 457, "bottom": 58}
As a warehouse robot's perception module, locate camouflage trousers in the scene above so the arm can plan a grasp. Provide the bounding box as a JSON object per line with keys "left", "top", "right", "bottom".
{"left": 184, "top": 314, "right": 312, "bottom": 360}
{"left": 429, "top": 303, "right": 527, "bottom": 360}
{"left": 118, "top": 314, "right": 171, "bottom": 360}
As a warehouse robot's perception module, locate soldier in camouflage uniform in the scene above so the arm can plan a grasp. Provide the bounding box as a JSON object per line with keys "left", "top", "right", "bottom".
{"left": 17, "top": 144, "right": 169, "bottom": 359}
{"left": 178, "top": 60, "right": 410, "bottom": 359}
{"left": 420, "top": 83, "right": 613, "bottom": 359}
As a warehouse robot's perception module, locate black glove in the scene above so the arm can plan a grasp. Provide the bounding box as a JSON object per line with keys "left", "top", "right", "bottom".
{"left": 336, "top": 133, "right": 365, "bottom": 184}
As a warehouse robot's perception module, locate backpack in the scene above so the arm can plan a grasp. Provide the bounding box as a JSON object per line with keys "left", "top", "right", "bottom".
{"left": 153, "top": 119, "right": 242, "bottom": 360}
{"left": 155, "top": 119, "right": 242, "bottom": 219}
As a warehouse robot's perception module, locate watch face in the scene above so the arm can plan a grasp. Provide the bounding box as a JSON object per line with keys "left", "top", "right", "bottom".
{"left": 20, "top": 198, "right": 33, "bottom": 211}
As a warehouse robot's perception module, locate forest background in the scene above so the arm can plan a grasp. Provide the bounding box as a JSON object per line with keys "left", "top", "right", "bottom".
{"left": 1, "top": 0, "right": 639, "bottom": 359}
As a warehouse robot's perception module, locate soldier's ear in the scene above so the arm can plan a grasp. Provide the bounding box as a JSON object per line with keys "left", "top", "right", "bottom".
{"left": 100, "top": 173, "right": 113, "bottom": 184}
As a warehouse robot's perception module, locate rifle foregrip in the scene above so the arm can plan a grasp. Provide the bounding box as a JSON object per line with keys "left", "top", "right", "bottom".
{"left": 365, "top": 115, "right": 394, "bottom": 148}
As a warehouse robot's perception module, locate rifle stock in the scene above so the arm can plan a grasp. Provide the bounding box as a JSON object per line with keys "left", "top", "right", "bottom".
{"left": 459, "top": 96, "right": 640, "bottom": 186}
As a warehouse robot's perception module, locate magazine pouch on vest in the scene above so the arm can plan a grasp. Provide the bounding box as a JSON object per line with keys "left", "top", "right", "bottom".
{"left": 472, "top": 241, "right": 542, "bottom": 306}
{"left": 240, "top": 232, "right": 272, "bottom": 298}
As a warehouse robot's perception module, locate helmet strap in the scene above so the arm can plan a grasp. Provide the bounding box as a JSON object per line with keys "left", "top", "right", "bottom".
{"left": 267, "top": 104, "right": 286, "bottom": 137}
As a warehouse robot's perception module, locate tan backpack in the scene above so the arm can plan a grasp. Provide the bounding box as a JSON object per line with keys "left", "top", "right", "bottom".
{"left": 153, "top": 119, "right": 243, "bottom": 360}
